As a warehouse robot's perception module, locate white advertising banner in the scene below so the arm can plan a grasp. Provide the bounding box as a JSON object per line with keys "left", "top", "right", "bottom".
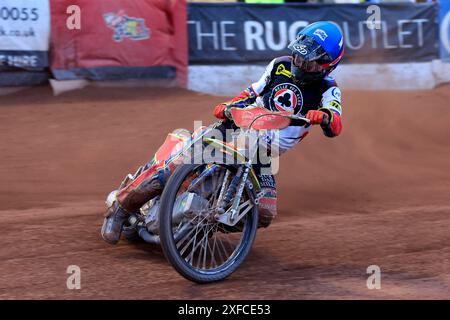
{"left": 0, "top": 0, "right": 50, "bottom": 68}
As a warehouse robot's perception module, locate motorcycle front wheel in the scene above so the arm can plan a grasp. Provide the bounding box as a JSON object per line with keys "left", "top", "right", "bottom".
{"left": 159, "top": 164, "right": 258, "bottom": 283}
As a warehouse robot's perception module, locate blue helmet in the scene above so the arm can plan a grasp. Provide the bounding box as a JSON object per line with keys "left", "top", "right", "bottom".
{"left": 288, "top": 21, "right": 344, "bottom": 84}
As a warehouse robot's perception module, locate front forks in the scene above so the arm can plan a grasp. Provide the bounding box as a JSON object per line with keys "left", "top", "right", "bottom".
{"left": 216, "top": 133, "right": 260, "bottom": 226}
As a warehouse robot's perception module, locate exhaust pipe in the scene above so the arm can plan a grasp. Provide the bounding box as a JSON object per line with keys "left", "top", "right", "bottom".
{"left": 137, "top": 222, "right": 194, "bottom": 245}
{"left": 137, "top": 227, "right": 160, "bottom": 245}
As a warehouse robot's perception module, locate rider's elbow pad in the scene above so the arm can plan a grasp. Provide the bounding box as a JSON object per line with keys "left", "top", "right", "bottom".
{"left": 227, "top": 87, "right": 257, "bottom": 108}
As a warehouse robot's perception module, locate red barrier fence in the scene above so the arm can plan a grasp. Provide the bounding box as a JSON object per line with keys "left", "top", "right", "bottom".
{"left": 50, "top": 0, "right": 187, "bottom": 87}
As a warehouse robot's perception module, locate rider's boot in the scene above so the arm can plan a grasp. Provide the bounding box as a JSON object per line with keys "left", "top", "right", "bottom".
{"left": 100, "top": 128, "right": 192, "bottom": 245}
{"left": 253, "top": 145, "right": 278, "bottom": 228}
{"left": 116, "top": 171, "right": 166, "bottom": 213}
{"left": 256, "top": 174, "right": 278, "bottom": 228}
{"left": 101, "top": 202, "right": 129, "bottom": 245}
{"left": 257, "top": 186, "right": 277, "bottom": 228}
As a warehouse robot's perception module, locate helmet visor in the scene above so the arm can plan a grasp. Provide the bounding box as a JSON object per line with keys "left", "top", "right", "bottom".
{"left": 292, "top": 52, "right": 325, "bottom": 73}
{"left": 288, "top": 35, "right": 333, "bottom": 73}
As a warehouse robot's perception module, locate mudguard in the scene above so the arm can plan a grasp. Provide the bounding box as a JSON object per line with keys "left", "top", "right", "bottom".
{"left": 203, "top": 137, "right": 261, "bottom": 191}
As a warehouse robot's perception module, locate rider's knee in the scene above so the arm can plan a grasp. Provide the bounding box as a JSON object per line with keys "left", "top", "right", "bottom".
{"left": 116, "top": 169, "right": 166, "bottom": 213}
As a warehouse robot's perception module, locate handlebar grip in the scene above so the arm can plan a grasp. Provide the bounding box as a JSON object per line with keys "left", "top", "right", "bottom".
{"left": 224, "top": 105, "right": 233, "bottom": 120}
{"left": 321, "top": 114, "right": 330, "bottom": 128}
{"left": 290, "top": 118, "right": 310, "bottom": 127}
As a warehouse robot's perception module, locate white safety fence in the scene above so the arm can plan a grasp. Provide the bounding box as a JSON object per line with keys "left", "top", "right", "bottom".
{"left": 2, "top": 61, "right": 449, "bottom": 96}
{"left": 188, "top": 60, "right": 450, "bottom": 96}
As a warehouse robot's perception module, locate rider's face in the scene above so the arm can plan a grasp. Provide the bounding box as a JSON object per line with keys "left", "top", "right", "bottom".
{"left": 291, "top": 53, "right": 325, "bottom": 73}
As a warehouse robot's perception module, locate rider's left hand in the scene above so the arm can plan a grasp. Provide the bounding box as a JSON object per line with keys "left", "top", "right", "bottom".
{"left": 306, "top": 110, "right": 328, "bottom": 125}
{"left": 214, "top": 104, "right": 232, "bottom": 120}
{"left": 214, "top": 104, "right": 228, "bottom": 119}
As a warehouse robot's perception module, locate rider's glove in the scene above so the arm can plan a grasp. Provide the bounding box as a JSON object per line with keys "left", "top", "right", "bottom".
{"left": 213, "top": 104, "right": 232, "bottom": 120}
{"left": 307, "top": 109, "right": 342, "bottom": 137}
{"left": 306, "top": 110, "right": 328, "bottom": 125}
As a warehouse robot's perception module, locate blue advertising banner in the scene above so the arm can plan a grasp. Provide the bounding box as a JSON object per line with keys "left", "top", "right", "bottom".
{"left": 440, "top": 1, "right": 450, "bottom": 62}
{"left": 188, "top": 3, "right": 438, "bottom": 64}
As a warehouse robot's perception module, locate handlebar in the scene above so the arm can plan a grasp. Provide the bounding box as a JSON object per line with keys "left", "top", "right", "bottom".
{"left": 289, "top": 114, "right": 311, "bottom": 127}
{"left": 289, "top": 113, "right": 330, "bottom": 127}
{"left": 228, "top": 106, "right": 330, "bottom": 130}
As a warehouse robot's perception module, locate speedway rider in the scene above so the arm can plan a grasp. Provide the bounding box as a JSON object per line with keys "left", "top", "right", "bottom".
{"left": 101, "top": 21, "right": 344, "bottom": 245}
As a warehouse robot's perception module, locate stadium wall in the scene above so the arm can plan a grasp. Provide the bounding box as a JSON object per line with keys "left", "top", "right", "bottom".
{"left": 1, "top": 2, "right": 450, "bottom": 95}
{"left": 188, "top": 60, "right": 450, "bottom": 96}
{"left": 187, "top": 2, "right": 450, "bottom": 95}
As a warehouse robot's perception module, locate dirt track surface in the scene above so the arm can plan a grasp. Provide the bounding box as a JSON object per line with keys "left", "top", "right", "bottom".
{"left": 0, "top": 85, "right": 450, "bottom": 299}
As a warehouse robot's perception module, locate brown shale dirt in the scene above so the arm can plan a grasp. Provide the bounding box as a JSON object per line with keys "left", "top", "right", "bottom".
{"left": 0, "top": 85, "right": 449, "bottom": 299}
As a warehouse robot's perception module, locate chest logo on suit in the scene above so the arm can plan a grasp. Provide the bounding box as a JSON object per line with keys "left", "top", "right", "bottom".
{"left": 270, "top": 83, "right": 303, "bottom": 114}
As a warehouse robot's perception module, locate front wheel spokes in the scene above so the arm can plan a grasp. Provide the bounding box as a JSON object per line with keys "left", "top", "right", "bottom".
{"left": 186, "top": 220, "right": 202, "bottom": 265}
{"left": 217, "top": 223, "right": 242, "bottom": 252}
{"left": 196, "top": 222, "right": 216, "bottom": 269}
{"left": 207, "top": 168, "right": 228, "bottom": 209}
{"left": 207, "top": 224, "right": 219, "bottom": 268}
{"left": 202, "top": 223, "right": 217, "bottom": 269}
{"left": 177, "top": 212, "right": 247, "bottom": 271}
{"left": 177, "top": 214, "right": 209, "bottom": 256}
{"left": 210, "top": 224, "right": 224, "bottom": 268}
{"left": 171, "top": 165, "right": 254, "bottom": 273}
{"left": 188, "top": 221, "right": 215, "bottom": 266}
{"left": 214, "top": 227, "right": 237, "bottom": 264}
